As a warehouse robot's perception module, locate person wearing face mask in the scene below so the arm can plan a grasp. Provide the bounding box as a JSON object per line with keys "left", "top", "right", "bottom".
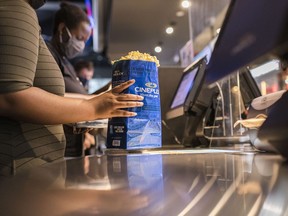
{"left": 46, "top": 2, "right": 98, "bottom": 157}
{"left": 47, "top": 2, "right": 90, "bottom": 95}
{"left": 0, "top": 0, "right": 143, "bottom": 176}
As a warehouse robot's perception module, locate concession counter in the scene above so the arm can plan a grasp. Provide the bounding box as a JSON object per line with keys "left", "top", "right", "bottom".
{"left": 1, "top": 0, "right": 288, "bottom": 215}
{"left": 1, "top": 148, "right": 288, "bottom": 215}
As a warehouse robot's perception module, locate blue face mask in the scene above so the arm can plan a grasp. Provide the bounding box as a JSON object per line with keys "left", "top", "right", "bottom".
{"left": 28, "top": 0, "right": 46, "bottom": 9}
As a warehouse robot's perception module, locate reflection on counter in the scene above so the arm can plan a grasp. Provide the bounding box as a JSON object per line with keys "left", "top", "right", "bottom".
{"left": 108, "top": 154, "right": 164, "bottom": 215}
{"left": 0, "top": 152, "right": 287, "bottom": 215}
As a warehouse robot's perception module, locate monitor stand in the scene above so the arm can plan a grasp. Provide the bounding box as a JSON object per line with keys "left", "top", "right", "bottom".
{"left": 181, "top": 88, "right": 218, "bottom": 147}
{"left": 182, "top": 113, "right": 209, "bottom": 147}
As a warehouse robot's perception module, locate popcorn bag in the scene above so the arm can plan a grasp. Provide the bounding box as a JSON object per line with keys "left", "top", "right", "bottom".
{"left": 107, "top": 51, "right": 162, "bottom": 149}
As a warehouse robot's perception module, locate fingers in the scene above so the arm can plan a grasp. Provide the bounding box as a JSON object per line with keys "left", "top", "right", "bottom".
{"left": 112, "top": 79, "right": 135, "bottom": 93}
{"left": 110, "top": 110, "right": 138, "bottom": 117}
{"left": 85, "top": 133, "right": 95, "bottom": 145}
{"left": 109, "top": 101, "right": 143, "bottom": 117}
{"left": 114, "top": 101, "right": 144, "bottom": 109}
{"left": 117, "top": 94, "right": 144, "bottom": 101}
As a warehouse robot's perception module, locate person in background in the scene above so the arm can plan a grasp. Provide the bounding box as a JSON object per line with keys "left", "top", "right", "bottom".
{"left": 74, "top": 60, "right": 111, "bottom": 154}
{"left": 47, "top": 2, "right": 90, "bottom": 95}
{"left": 46, "top": 2, "right": 97, "bottom": 158}
{"left": 74, "top": 60, "right": 94, "bottom": 92}
{"left": 0, "top": 0, "right": 143, "bottom": 176}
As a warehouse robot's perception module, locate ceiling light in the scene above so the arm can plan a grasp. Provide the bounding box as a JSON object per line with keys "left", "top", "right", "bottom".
{"left": 181, "top": 0, "right": 191, "bottom": 9}
{"left": 173, "top": 54, "right": 180, "bottom": 63}
{"left": 154, "top": 46, "right": 162, "bottom": 53}
{"left": 166, "top": 26, "right": 174, "bottom": 34}
{"left": 166, "top": 22, "right": 176, "bottom": 35}
{"left": 176, "top": 11, "right": 185, "bottom": 17}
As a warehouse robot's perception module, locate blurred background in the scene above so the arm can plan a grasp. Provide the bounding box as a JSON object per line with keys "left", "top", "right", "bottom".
{"left": 37, "top": 0, "right": 229, "bottom": 92}
{"left": 37, "top": 0, "right": 287, "bottom": 97}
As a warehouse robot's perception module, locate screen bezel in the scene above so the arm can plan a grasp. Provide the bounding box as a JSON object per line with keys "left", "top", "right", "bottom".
{"left": 183, "top": 58, "right": 207, "bottom": 114}
{"left": 170, "top": 65, "right": 199, "bottom": 110}
{"left": 167, "top": 57, "right": 207, "bottom": 119}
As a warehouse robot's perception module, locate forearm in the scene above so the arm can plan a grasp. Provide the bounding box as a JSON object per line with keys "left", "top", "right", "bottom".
{"left": 0, "top": 87, "right": 95, "bottom": 124}
{"left": 64, "top": 92, "right": 96, "bottom": 100}
{"left": 0, "top": 79, "right": 144, "bottom": 124}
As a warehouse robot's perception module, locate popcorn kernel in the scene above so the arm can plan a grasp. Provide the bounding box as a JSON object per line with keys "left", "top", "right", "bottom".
{"left": 113, "top": 51, "right": 160, "bottom": 67}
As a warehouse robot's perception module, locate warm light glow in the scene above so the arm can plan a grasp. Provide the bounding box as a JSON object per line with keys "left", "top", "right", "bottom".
{"left": 154, "top": 46, "right": 162, "bottom": 53}
{"left": 166, "top": 26, "right": 174, "bottom": 34}
{"left": 285, "top": 76, "right": 288, "bottom": 85}
{"left": 181, "top": 0, "right": 191, "bottom": 8}
{"left": 176, "top": 11, "right": 185, "bottom": 17}
{"left": 260, "top": 81, "right": 267, "bottom": 95}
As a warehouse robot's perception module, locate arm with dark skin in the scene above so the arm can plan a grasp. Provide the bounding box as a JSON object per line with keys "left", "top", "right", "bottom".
{"left": 0, "top": 80, "right": 143, "bottom": 124}
{"left": 0, "top": 2, "right": 143, "bottom": 124}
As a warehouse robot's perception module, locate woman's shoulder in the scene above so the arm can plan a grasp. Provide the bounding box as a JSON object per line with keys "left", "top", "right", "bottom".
{"left": 0, "top": 0, "right": 38, "bottom": 21}
{"left": 0, "top": 0, "right": 39, "bottom": 33}
{"left": 0, "top": 0, "right": 36, "bottom": 10}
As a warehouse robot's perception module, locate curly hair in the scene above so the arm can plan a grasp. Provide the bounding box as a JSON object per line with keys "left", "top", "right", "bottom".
{"left": 53, "top": 1, "right": 90, "bottom": 34}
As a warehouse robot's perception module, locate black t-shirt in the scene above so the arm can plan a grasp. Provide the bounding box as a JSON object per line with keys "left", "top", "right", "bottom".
{"left": 46, "top": 42, "right": 87, "bottom": 157}
{"left": 46, "top": 42, "right": 87, "bottom": 95}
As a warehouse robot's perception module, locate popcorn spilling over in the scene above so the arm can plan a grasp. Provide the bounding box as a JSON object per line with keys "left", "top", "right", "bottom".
{"left": 113, "top": 51, "right": 160, "bottom": 67}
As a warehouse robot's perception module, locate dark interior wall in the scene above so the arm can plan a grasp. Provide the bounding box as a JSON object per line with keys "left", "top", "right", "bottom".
{"left": 158, "top": 67, "right": 187, "bottom": 145}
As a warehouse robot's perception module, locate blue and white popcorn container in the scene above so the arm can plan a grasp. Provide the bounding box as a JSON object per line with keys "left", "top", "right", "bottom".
{"left": 107, "top": 59, "right": 162, "bottom": 149}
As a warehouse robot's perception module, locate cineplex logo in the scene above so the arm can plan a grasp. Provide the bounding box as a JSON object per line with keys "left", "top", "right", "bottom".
{"left": 135, "top": 82, "right": 159, "bottom": 94}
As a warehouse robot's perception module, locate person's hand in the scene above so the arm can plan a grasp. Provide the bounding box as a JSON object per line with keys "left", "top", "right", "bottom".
{"left": 54, "top": 189, "right": 149, "bottom": 215}
{"left": 83, "top": 132, "right": 95, "bottom": 150}
{"left": 87, "top": 79, "right": 144, "bottom": 119}
{"left": 2, "top": 187, "right": 148, "bottom": 215}
{"left": 0, "top": 156, "right": 149, "bottom": 215}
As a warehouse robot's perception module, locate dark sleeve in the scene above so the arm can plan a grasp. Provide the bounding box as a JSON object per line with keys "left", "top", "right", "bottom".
{"left": 0, "top": 0, "right": 40, "bottom": 93}
{"left": 46, "top": 42, "right": 65, "bottom": 74}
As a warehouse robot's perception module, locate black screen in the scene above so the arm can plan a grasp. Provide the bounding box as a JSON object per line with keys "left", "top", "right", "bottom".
{"left": 170, "top": 67, "right": 198, "bottom": 109}
{"left": 166, "top": 57, "right": 207, "bottom": 120}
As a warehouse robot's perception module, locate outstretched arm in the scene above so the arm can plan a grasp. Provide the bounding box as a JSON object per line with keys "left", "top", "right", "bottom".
{"left": 0, "top": 80, "right": 143, "bottom": 125}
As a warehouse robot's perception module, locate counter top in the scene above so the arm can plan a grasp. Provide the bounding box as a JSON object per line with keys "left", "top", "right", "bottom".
{"left": 0, "top": 148, "right": 287, "bottom": 215}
